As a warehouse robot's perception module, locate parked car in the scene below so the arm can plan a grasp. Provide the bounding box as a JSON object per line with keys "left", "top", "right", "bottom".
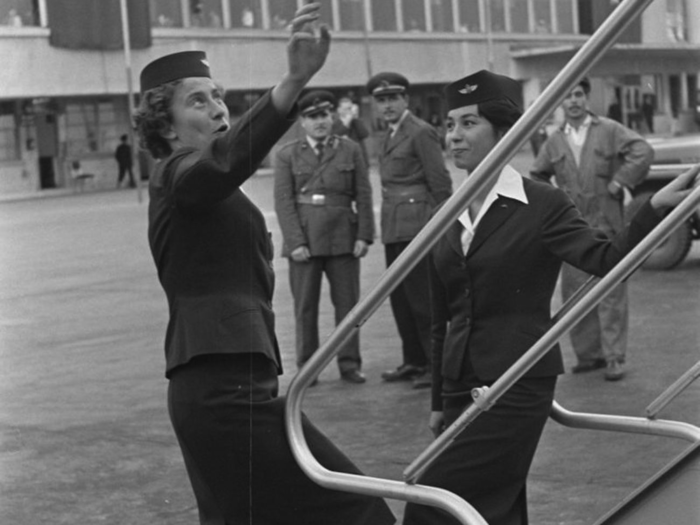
{"left": 625, "top": 133, "right": 700, "bottom": 270}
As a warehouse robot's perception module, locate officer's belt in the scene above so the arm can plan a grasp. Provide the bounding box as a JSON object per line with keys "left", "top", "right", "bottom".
{"left": 381, "top": 184, "right": 428, "bottom": 200}
{"left": 296, "top": 194, "right": 353, "bottom": 207}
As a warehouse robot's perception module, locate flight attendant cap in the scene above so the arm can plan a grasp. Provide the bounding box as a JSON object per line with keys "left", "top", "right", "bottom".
{"left": 140, "top": 51, "right": 211, "bottom": 93}
{"left": 444, "top": 70, "right": 522, "bottom": 111}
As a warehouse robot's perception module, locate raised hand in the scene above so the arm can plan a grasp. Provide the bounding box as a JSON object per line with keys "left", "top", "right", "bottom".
{"left": 272, "top": 3, "right": 332, "bottom": 115}
{"left": 286, "top": 3, "right": 331, "bottom": 85}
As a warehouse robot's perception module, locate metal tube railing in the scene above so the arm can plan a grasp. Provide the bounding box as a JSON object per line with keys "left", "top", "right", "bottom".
{"left": 404, "top": 179, "right": 700, "bottom": 483}
{"left": 551, "top": 401, "right": 700, "bottom": 442}
{"left": 649, "top": 163, "right": 698, "bottom": 178}
{"left": 285, "top": 0, "right": 658, "bottom": 521}
{"left": 646, "top": 359, "right": 700, "bottom": 419}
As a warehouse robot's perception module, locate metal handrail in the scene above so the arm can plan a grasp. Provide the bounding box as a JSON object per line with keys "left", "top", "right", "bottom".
{"left": 646, "top": 359, "right": 700, "bottom": 419}
{"left": 404, "top": 180, "right": 700, "bottom": 482}
{"left": 648, "top": 163, "right": 699, "bottom": 179}
{"left": 550, "top": 401, "right": 700, "bottom": 442}
{"left": 284, "top": 0, "right": 658, "bottom": 522}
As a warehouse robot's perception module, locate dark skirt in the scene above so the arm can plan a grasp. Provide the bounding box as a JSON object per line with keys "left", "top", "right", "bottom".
{"left": 168, "top": 353, "right": 395, "bottom": 525}
{"left": 403, "top": 375, "right": 556, "bottom": 525}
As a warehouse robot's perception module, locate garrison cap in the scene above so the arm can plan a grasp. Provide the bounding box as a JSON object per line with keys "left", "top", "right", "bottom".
{"left": 140, "top": 51, "right": 211, "bottom": 93}
{"left": 298, "top": 90, "right": 336, "bottom": 117}
{"left": 445, "top": 70, "right": 521, "bottom": 111}
{"left": 366, "top": 72, "right": 409, "bottom": 97}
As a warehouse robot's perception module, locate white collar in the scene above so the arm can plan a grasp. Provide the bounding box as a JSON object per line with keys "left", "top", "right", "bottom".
{"left": 564, "top": 114, "right": 592, "bottom": 135}
{"left": 306, "top": 136, "right": 328, "bottom": 149}
{"left": 458, "top": 164, "right": 527, "bottom": 232}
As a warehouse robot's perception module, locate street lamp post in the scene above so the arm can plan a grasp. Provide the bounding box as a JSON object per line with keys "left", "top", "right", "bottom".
{"left": 119, "top": 0, "right": 142, "bottom": 203}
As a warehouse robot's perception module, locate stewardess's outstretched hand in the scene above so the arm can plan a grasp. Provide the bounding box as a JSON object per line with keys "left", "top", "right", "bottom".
{"left": 272, "top": 3, "right": 332, "bottom": 115}
{"left": 287, "top": 3, "right": 331, "bottom": 85}
{"left": 650, "top": 164, "right": 700, "bottom": 211}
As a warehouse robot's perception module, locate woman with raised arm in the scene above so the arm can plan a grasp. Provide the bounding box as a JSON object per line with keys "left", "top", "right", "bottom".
{"left": 135, "top": 4, "right": 394, "bottom": 524}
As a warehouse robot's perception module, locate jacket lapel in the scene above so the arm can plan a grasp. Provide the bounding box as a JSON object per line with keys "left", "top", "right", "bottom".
{"left": 466, "top": 197, "right": 521, "bottom": 258}
{"left": 445, "top": 221, "right": 465, "bottom": 258}
{"left": 384, "top": 113, "right": 412, "bottom": 155}
{"left": 299, "top": 141, "right": 317, "bottom": 166}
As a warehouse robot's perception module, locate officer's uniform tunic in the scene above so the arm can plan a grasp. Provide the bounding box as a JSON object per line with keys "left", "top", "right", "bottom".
{"left": 274, "top": 134, "right": 374, "bottom": 372}
{"left": 378, "top": 111, "right": 452, "bottom": 369}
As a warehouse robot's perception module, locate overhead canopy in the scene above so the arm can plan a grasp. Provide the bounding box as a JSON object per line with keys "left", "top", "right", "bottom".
{"left": 511, "top": 44, "right": 700, "bottom": 79}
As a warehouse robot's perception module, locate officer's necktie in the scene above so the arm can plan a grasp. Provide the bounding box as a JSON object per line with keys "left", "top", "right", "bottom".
{"left": 315, "top": 142, "right": 324, "bottom": 161}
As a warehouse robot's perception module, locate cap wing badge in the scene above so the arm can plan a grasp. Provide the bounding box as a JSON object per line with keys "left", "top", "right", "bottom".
{"left": 201, "top": 59, "right": 210, "bottom": 67}
{"left": 458, "top": 83, "right": 478, "bottom": 94}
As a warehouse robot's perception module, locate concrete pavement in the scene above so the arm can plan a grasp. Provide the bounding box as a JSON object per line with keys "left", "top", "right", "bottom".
{"left": 0, "top": 158, "right": 698, "bottom": 524}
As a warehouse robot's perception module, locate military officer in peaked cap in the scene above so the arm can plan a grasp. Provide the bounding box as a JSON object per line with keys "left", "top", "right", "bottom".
{"left": 274, "top": 89, "right": 375, "bottom": 385}
{"left": 367, "top": 71, "right": 452, "bottom": 389}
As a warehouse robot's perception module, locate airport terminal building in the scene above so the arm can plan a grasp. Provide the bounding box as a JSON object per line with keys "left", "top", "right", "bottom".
{"left": 0, "top": 0, "right": 698, "bottom": 195}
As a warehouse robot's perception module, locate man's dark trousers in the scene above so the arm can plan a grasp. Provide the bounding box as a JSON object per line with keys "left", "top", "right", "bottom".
{"left": 289, "top": 254, "right": 361, "bottom": 373}
{"left": 385, "top": 242, "right": 431, "bottom": 368}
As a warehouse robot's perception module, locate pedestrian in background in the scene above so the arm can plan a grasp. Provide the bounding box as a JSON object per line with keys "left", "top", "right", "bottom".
{"left": 332, "top": 96, "right": 370, "bottom": 165}
{"left": 134, "top": 4, "right": 394, "bottom": 524}
{"left": 114, "top": 134, "right": 136, "bottom": 188}
{"left": 531, "top": 77, "right": 653, "bottom": 381}
{"left": 403, "top": 69, "right": 697, "bottom": 525}
{"left": 367, "top": 71, "right": 452, "bottom": 389}
{"left": 274, "top": 90, "right": 374, "bottom": 385}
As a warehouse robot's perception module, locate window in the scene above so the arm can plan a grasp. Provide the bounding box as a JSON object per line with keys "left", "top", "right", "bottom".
{"left": 0, "top": 102, "right": 18, "bottom": 161}
{"left": 509, "top": 0, "right": 529, "bottom": 33}
{"left": 430, "top": 0, "right": 453, "bottom": 32}
{"left": 339, "top": 0, "right": 364, "bottom": 31}
{"left": 0, "top": 0, "right": 39, "bottom": 27}
{"left": 63, "top": 100, "right": 126, "bottom": 158}
{"left": 489, "top": 0, "right": 506, "bottom": 33}
{"left": 268, "top": 0, "right": 295, "bottom": 29}
{"left": 666, "top": 0, "right": 687, "bottom": 42}
{"left": 229, "top": 0, "right": 261, "bottom": 28}
{"left": 555, "top": 0, "right": 575, "bottom": 34}
{"left": 371, "top": 0, "right": 397, "bottom": 31}
{"left": 191, "top": 0, "right": 223, "bottom": 28}
{"left": 458, "top": 0, "right": 481, "bottom": 33}
{"left": 316, "top": 0, "right": 333, "bottom": 28}
{"left": 150, "top": 0, "right": 183, "bottom": 27}
{"left": 403, "top": 0, "right": 426, "bottom": 32}
{"left": 533, "top": 0, "right": 552, "bottom": 33}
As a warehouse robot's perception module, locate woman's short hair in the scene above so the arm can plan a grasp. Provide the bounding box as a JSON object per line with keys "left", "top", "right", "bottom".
{"left": 477, "top": 97, "right": 523, "bottom": 136}
{"left": 133, "top": 80, "right": 180, "bottom": 159}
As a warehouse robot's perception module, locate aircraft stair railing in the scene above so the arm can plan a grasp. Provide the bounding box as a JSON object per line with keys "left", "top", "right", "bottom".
{"left": 284, "top": 0, "right": 678, "bottom": 523}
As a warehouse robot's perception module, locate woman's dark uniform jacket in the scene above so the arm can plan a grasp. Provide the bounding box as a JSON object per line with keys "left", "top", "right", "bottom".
{"left": 148, "top": 91, "right": 394, "bottom": 524}
{"left": 148, "top": 93, "right": 287, "bottom": 378}
{"left": 429, "top": 176, "right": 662, "bottom": 410}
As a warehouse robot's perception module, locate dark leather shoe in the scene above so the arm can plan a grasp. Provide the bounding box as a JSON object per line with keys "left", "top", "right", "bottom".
{"left": 341, "top": 370, "right": 366, "bottom": 384}
{"left": 412, "top": 372, "right": 432, "bottom": 390}
{"left": 381, "top": 364, "right": 426, "bottom": 382}
{"left": 604, "top": 361, "right": 625, "bottom": 381}
{"left": 571, "top": 359, "right": 606, "bottom": 374}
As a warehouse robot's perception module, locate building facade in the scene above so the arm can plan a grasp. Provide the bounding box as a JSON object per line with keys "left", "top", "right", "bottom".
{"left": 0, "top": 0, "right": 698, "bottom": 195}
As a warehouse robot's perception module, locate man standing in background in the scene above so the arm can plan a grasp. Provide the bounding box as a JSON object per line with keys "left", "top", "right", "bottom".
{"left": 531, "top": 77, "right": 653, "bottom": 381}
{"left": 367, "top": 72, "right": 452, "bottom": 389}
{"left": 115, "top": 134, "right": 135, "bottom": 189}
{"left": 332, "top": 96, "right": 370, "bottom": 166}
{"left": 274, "top": 90, "right": 375, "bottom": 385}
